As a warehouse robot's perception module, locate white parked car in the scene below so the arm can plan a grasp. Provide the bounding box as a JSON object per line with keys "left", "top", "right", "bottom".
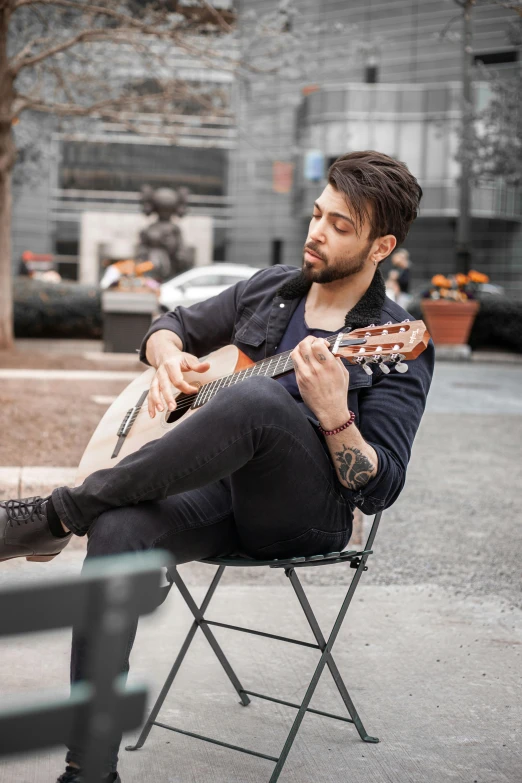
{"left": 159, "top": 264, "right": 261, "bottom": 312}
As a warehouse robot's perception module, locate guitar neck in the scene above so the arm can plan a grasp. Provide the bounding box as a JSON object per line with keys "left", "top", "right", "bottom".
{"left": 192, "top": 334, "right": 338, "bottom": 409}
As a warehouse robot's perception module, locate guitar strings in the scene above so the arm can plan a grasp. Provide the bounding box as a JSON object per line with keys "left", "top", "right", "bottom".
{"left": 155, "top": 329, "right": 397, "bottom": 416}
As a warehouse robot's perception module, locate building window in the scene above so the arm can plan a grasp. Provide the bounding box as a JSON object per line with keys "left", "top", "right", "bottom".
{"left": 365, "top": 65, "right": 379, "bottom": 84}
{"left": 271, "top": 239, "right": 283, "bottom": 266}
{"left": 474, "top": 50, "right": 518, "bottom": 66}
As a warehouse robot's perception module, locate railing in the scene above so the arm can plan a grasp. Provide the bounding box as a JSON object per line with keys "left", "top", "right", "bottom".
{"left": 51, "top": 189, "right": 233, "bottom": 228}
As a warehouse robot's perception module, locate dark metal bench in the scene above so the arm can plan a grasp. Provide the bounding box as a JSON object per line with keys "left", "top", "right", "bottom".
{"left": 0, "top": 551, "right": 170, "bottom": 783}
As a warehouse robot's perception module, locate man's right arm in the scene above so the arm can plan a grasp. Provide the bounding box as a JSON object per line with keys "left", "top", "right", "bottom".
{"left": 145, "top": 329, "right": 211, "bottom": 418}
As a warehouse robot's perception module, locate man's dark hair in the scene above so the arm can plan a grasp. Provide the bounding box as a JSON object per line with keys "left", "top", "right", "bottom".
{"left": 327, "top": 151, "right": 422, "bottom": 246}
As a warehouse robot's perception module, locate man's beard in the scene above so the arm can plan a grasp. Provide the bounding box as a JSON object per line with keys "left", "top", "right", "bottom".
{"left": 302, "top": 240, "right": 372, "bottom": 284}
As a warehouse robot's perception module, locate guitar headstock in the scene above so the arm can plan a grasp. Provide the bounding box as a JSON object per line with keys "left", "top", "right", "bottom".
{"left": 331, "top": 320, "right": 430, "bottom": 375}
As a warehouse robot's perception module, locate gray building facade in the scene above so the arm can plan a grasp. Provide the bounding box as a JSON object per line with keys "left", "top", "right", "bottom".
{"left": 228, "top": 0, "right": 522, "bottom": 296}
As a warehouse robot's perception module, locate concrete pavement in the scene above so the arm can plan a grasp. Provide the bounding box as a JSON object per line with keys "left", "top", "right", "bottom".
{"left": 0, "top": 359, "right": 521, "bottom": 782}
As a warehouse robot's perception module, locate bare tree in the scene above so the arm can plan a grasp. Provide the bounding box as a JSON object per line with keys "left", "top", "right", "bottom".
{"left": 470, "top": 1, "right": 522, "bottom": 184}
{"left": 0, "top": 0, "right": 241, "bottom": 349}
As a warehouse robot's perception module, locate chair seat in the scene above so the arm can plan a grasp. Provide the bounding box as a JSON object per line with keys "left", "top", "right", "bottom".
{"left": 201, "top": 548, "right": 371, "bottom": 569}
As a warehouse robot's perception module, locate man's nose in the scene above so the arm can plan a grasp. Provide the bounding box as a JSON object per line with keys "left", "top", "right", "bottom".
{"left": 309, "top": 219, "right": 326, "bottom": 243}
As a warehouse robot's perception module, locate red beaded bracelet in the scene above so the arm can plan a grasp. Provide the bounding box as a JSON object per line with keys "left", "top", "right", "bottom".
{"left": 318, "top": 410, "right": 356, "bottom": 436}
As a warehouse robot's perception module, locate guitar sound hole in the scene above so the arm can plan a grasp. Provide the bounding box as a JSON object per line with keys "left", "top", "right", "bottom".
{"left": 165, "top": 394, "right": 192, "bottom": 424}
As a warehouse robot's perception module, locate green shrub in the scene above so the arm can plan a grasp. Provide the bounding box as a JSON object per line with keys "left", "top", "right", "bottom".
{"left": 13, "top": 277, "right": 102, "bottom": 339}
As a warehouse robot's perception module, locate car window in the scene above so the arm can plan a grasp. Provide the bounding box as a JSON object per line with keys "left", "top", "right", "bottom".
{"left": 219, "top": 275, "right": 251, "bottom": 285}
{"left": 186, "top": 275, "right": 222, "bottom": 287}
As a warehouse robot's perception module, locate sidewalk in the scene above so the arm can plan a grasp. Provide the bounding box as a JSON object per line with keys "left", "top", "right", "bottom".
{"left": 0, "top": 570, "right": 520, "bottom": 783}
{"left": 0, "top": 346, "right": 521, "bottom": 781}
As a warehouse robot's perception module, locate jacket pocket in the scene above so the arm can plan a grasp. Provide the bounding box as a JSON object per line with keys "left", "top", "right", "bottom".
{"left": 343, "top": 361, "right": 372, "bottom": 390}
{"left": 234, "top": 312, "right": 267, "bottom": 347}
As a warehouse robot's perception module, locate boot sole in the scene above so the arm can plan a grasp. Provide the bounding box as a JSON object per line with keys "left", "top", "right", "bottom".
{"left": 0, "top": 553, "right": 60, "bottom": 563}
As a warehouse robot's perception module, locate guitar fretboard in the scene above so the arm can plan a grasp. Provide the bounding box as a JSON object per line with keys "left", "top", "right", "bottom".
{"left": 192, "top": 333, "right": 339, "bottom": 409}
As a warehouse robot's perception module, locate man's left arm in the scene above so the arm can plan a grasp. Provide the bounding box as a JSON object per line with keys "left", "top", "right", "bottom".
{"left": 292, "top": 336, "right": 435, "bottom": 513}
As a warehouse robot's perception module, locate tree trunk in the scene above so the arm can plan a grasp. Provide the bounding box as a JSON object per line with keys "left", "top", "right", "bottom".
{"left": 0, "top": 165, "right": 12, "bottom": 350}
{"left": 0, "top": 2, "right": 15, "bottom": 350}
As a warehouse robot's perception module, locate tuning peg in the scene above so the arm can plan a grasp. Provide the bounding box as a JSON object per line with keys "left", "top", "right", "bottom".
{"left": 356, "top": 357, "right": 374, "bottom": 375}
{"left": 379, "top": 362, "right": 391, "bottom": 375}
{"left": 394, "top": 359, "right": 409, "bottom": 373}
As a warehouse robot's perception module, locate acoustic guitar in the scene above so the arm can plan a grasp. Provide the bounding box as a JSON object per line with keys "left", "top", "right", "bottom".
{"left": 76, "top": 320, "right": 430, "bottom": 485}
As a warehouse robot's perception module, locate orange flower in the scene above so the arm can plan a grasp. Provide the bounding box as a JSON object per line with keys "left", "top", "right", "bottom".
{"left": 455, "top": 273, "right": 469, "bottom": 287}
{"left": 468, "top": 270, "right": 489, "bottom": 284}
{"left": 432, "top": 274, "right": 452, "bottom": 289}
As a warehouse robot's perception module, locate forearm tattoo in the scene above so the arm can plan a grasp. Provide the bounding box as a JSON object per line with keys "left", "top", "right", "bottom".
{"left": 334, "top": 444, "right": 375, "bottom": 490}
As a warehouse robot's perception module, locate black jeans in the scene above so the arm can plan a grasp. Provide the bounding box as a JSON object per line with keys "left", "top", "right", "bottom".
{"left": 53, "top": 377, "right": 353, "bottom": 772}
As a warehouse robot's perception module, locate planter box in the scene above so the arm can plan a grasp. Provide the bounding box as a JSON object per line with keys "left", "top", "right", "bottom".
{"left": 420, "top": 299, "right": 480, "bottom": 345}
{"left": 102, "top": 291, "right": 158, "bottom": 353}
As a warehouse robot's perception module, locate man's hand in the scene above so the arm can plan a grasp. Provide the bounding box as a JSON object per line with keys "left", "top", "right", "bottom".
{"left": 148, "top": 352, "right": 210, "bottom": 417}
{"left": 145, "top": 329, "right": 210, "bottom": 418}
{"left": 291, "top": 336, "right": 350, "bottom": 429}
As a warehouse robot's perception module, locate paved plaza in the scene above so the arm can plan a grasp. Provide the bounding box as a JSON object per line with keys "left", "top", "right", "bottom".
{"left": 0, "top": 357, "right": 521, "bottom": 782}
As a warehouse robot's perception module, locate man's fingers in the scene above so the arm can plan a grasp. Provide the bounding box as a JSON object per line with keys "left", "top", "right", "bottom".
{"left": 183, "top": 358, "right": 211, "bottom": 374}
{"left": 148, "top": 376, "right": 163, "bottom": 416}
{"left": 157, "top": 366, "right": 181, "bottom": 410}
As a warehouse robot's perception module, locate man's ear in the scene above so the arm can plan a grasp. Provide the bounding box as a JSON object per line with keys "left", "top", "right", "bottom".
{"left": 374, "top": 235, "right": 397, "bottom": 264}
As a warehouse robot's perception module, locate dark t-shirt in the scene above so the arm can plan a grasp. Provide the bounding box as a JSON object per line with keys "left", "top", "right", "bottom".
{"left": 274, "top": 296, "right": 341, "bottom": 416}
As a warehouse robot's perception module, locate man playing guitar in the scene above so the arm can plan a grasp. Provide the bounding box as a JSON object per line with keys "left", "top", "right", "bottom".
{"left": 0, "top": 151, "right": 434, "bottom": 782}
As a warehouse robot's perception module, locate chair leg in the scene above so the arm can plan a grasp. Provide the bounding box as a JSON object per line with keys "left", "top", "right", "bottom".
{"left": 268, "top": 637, "right": 333, "bottom": 782}
{"left": 126, "top": 564, "right": 245, "bottom": 753}
{"left": 173, "top": 568, "right": 251, "bottom": 707}
{"left": 287, "top": 566, "right": 379, "bottom": 744}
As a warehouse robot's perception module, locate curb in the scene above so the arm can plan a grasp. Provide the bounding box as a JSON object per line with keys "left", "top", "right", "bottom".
{"left": 0, "top": 466, "right": 77, "bottom": 498}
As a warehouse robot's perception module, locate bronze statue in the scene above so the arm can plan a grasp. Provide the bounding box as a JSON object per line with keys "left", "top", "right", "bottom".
{"left": 136, "top": 185, "right": 193, "bottom": 281}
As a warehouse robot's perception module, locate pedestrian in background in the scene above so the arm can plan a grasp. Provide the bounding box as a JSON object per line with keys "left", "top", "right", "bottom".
{"left": 389, "top": 248, "right": 412, "bottom": 309}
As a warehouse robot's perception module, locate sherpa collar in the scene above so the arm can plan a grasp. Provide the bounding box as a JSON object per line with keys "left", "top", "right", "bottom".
{"left": 276, "top": 266, "right": 386, "bottom": 330}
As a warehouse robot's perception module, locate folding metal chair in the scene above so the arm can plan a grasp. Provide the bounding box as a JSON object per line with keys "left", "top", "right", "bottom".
{"left": 0, "top": 551, "right": 170, "bottom": 783}
{"left": 127, "top": 511, "right": 383, "bottom": 782}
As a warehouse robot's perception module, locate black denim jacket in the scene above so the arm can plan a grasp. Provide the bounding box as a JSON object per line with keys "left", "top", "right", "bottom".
{"left": 140, "top": 266, "right": 435, "bottom": 515}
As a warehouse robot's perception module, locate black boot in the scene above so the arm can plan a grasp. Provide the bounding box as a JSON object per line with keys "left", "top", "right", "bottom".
{"left": 0, "top": 496, "right": 71, "bottom": 562}
{"left": 56, "top": 766, "right": 121, "bottom": 782}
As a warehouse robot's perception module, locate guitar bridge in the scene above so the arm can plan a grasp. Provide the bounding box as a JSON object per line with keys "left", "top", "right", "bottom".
{"left": 112, "top": 390, "right": 148, "bottom": 459}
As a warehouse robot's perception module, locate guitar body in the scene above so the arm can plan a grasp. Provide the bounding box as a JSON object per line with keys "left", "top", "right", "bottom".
{"left": 75, "top": 345, "right": 254, "bottom": 486}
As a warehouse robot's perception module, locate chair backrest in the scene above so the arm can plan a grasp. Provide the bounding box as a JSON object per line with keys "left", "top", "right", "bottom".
{"left": 364, "top": 510, "right": 383, "bottom": 550}
{"left": 0, "top": 551, "right": 171, "bottom": 783}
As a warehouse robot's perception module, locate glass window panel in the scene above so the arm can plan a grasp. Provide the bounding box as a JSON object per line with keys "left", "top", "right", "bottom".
{"left": 447, "top": 121, "right": 460, "bottom": 181}
{"left": 427, "top": 88, "right": 448, "bottom": 114}
{"left": 308, "top": 90, "right": 323, "bottom": 117}
{"left": 401, "top": 89, "right": 424, "bottom": 114}
{"left": 397, "top": 121, "right": 423, "bottom": 178}
{"left": 347, "top": 88, "right": 371, "bottom": 112}
{"left": 325, "top": 89, "right": 346, "bottom": 113}
{"left": 473, "top": 83, "right": 493, "bottom": 112}
{"left": 425, "top": 122, "right": 447, "bottom": 180}
{"left": 309, "top": 124, "right": 324, "bottom": 148}
{"left": 347, "top": 120, "right": 370, "bottom": 151}
{"left": 372, "top": 121, "right": 397, "bottom": 157}
{"left": 373, "top": 88, "right": 398, "bottom": 113}
{"left": 325, "top": 122, "right": 348, "bottom": 155}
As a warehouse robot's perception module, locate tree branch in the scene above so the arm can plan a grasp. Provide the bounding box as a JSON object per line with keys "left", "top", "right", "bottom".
{"left": 13, "top": 76, "right": 224, "bottom": 118}
{"left": 199, "top": 0, "right": 234, "bottom": 34}
{"left": 10, "top": 28, "right": 115, "bottom": 72}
